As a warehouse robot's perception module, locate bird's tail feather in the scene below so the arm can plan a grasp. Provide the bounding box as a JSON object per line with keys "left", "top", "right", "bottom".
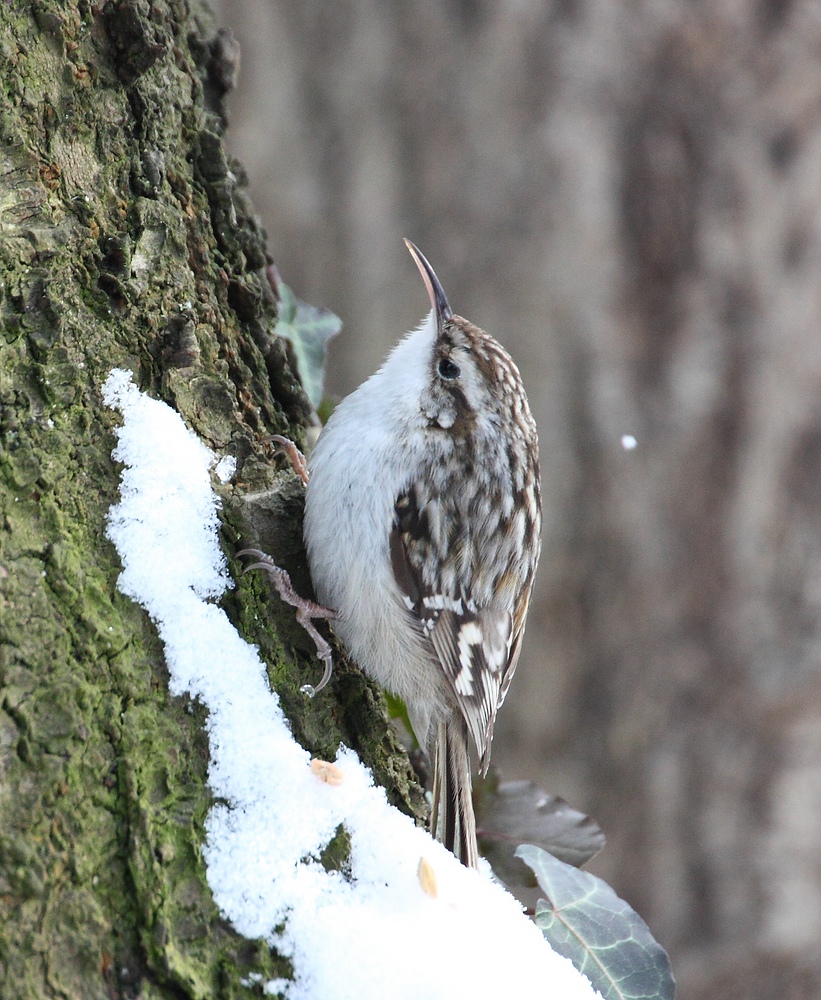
{"left": 431, "top": 717, "right": 478, "bottom": 868}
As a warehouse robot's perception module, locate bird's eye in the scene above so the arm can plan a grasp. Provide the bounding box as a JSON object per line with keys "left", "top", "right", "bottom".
{"left": 437, "top": 357, "right": 461, "bottom": 381}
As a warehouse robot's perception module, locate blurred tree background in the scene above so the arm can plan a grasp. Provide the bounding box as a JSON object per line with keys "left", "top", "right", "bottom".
{"left": 212, "top": 2, "right": 821, "bottom": 997}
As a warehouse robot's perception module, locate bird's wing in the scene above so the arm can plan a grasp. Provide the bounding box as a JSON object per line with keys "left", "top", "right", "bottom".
{"left": 390, "top": 483, "right": 525, "bottom": 770}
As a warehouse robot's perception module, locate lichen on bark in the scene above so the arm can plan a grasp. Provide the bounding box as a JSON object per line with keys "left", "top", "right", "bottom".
{"left": 0, "top": 2, "right": 423, "bottom": 997}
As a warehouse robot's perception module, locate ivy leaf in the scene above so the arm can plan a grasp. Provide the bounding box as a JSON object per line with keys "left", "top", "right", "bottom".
{"left": 273, "top": 276, "right": 341, "bottom": 409}
{"left": 516, "top": 843, "right": 676, "bottom": 1000}
{"left": 475, "top": 774, "right": 605, "bottom": 877}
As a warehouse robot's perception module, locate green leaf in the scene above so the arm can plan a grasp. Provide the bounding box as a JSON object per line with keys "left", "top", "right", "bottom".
{"left": 475, "top": 773, "right": 604, "bottom": 869}
{"left": 516, "top": 843, "right": 675, "bottom": 1000}
{"left": 274, "top": 278, "right": 341, "bottom": 409}
{"left": 383, "top": 692, "right": 416, "bottom": 746}
{"left": 474, "top": 775, "right": 605, "bottom": 909}
{"left": 277, "top": 278, "right": 298, "bottom": 324}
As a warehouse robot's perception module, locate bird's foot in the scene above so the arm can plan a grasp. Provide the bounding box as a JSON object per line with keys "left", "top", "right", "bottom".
{"left": 237, "top": 547, "right": 337, "bottom": 695}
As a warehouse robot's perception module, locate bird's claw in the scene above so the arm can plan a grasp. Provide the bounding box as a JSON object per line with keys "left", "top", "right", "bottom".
{"left": 237, "top": 547, "right": 337, "bottom": 694}
{"left": 267, "top": 435, "right": 309, "bottom": 486}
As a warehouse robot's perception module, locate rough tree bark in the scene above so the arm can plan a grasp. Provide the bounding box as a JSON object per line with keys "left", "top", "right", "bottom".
{"left": 0, "top": 3, "right": 422, "bottom": 998}
{"left": 215, "top": 2, "right": 821, "bottom": 998}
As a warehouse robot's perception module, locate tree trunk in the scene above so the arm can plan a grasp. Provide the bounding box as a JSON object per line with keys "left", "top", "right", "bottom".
{"left": 214, "top": 2, "right": 821, "bottom": 997}
{"left": 0, "top": 3, "right": 421, "bottom": 997}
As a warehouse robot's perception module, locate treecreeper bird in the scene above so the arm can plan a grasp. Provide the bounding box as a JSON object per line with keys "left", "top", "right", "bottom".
{"left": 302, "top": 240, "right": 542, "bottom": 868}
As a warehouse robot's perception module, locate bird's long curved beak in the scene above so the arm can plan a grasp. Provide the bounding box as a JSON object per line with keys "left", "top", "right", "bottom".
{"left": 403, "top": 238, "right": 453, "bottom": 330}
